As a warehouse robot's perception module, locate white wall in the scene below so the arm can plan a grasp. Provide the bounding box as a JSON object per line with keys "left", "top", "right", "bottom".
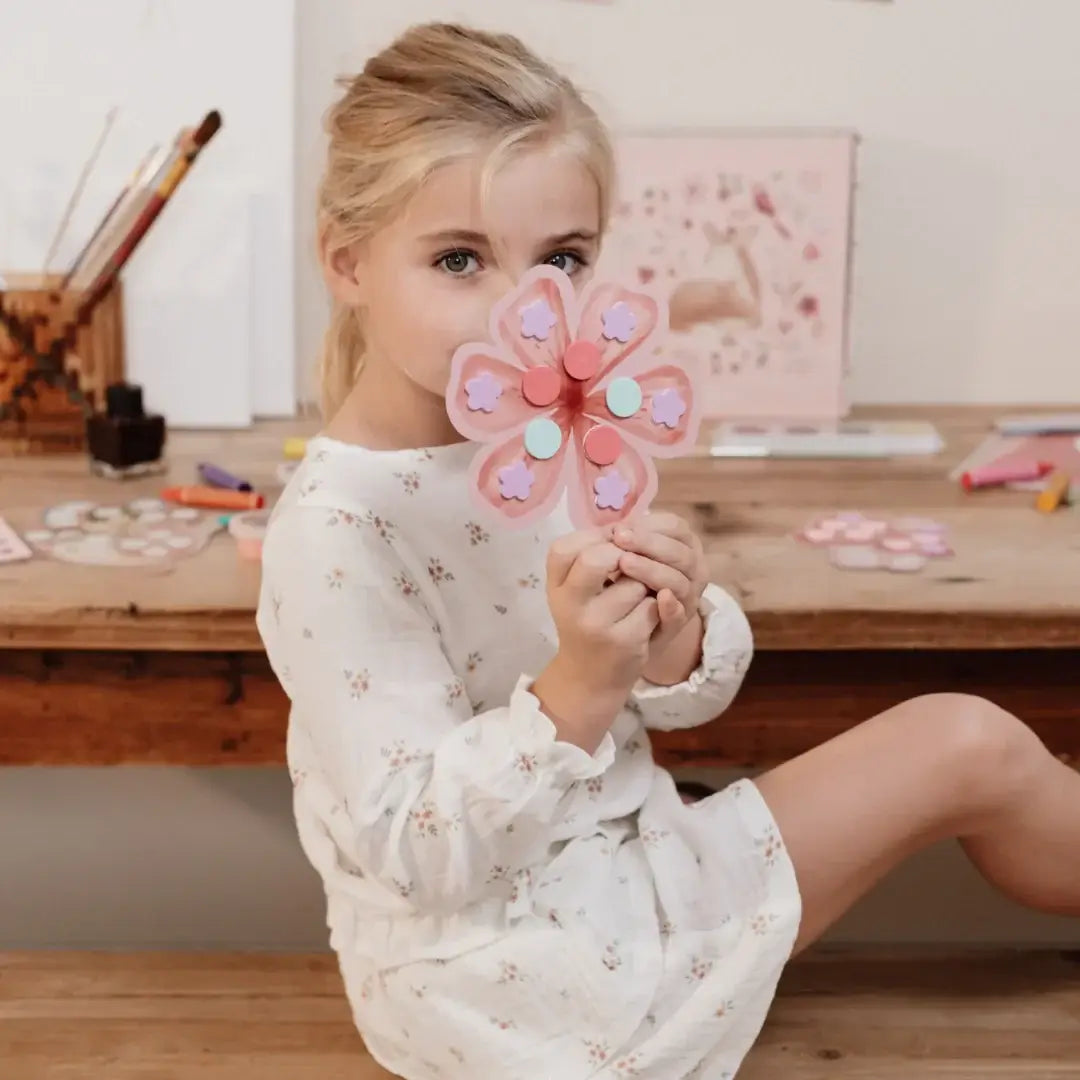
{"left": 295, "top": 0, "right": 1080, "bottom": 408}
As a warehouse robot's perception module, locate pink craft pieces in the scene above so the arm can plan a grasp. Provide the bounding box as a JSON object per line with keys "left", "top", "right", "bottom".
{"left": 446, "top": 265, "right": 699, "bottom": 530}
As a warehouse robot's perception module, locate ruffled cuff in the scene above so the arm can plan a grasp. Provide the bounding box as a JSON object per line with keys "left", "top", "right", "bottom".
{"left": 630, "top": 583, "right": 753, "bottom": 730}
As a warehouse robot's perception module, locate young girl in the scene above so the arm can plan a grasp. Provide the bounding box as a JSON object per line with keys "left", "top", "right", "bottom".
{"left": 258, "top": 22, "right": 1079, "bottom": 1079}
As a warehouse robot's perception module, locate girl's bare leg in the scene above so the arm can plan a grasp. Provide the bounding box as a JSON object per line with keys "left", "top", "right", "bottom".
{"left": 752, "top": 693, "right": 1080, "bottom": 954}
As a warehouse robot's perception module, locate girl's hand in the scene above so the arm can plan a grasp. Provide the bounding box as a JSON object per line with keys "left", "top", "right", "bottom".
{"left": 531, "top": 528, "right": 660, "bottom": 750}
{"left": 612, "top": 512, "right": 708, "bottom": 686}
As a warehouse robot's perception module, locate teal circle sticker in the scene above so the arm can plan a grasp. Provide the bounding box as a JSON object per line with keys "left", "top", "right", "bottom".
{"left": 606, "top": 376, "right": 643, "bottom": 418}
{"left": 523, "top": 417, "right": 563, "bottom": 460}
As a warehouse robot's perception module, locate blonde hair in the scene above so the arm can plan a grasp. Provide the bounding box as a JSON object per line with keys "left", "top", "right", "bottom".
{"left": 316, "top": 22, "right": 616, "bottom": 418}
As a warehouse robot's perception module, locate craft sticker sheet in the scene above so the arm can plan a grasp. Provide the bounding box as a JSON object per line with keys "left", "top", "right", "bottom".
{"left": 24, "top": 498, "right": 223, "bottom": 567}
{"left": 798, "top": 511, "right": 953, "bottom": 574}
{"left": 596, "top": 131, "right": 858, "bottom": 421}
{"left": 445, "top": 264, "right": 699, "bottom": 531}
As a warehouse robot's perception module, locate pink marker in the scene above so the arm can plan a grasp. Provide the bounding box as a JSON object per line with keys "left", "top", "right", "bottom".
{"left": 961, "top": 460, "right": 1053, "bottom": 492}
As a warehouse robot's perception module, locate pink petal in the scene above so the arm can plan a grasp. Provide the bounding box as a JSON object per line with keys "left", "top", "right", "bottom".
{"left": 575, "top": 282, "right": 661, "bottom": 392}
{"left": 583, "top": 364, "right": 697, "bottom": 455}
{"left": 470, "top": 409, "right": 572, "bottom": 528}
{"left": 566, "top": 415, "right": 657, "bottom": 529}
{"left": 447, "top": 346, "right": 551, "bottom": 441}
{"left": 493, "top": 268, "right": 573, "bottom": 373}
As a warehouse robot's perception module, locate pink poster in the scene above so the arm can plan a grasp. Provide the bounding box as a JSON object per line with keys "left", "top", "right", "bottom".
{"left": 596, "top": 131, "right": 858, "bottom": 420}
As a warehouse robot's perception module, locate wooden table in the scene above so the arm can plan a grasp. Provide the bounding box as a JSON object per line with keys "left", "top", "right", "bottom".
{"left": 1, "top": 407, "right": 1077, "bottom": 767}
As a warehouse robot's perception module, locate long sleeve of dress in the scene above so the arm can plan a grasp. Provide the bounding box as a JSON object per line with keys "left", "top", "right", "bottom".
{"left": 630, "top": 583, "right": 754, "bottom": 732}
{"left": 256, "top": 505, "right": 615, "bottom": 916}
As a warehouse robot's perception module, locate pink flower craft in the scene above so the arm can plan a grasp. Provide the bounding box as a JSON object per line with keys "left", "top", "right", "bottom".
{"left": 446, "top": 266, "right": 698, "bottom": 530}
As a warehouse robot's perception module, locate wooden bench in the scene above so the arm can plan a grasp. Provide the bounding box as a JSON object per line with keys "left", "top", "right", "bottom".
{"left": 2, "top": 950, "right": 1077, "bottom": 1078}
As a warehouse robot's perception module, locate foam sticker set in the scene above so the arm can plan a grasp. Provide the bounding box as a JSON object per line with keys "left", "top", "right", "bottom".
{"left": 798, "top": 511, "right": 953, "bottom": 573}
{"left": 446, "top": 265, "right": 699, "bottom": 531}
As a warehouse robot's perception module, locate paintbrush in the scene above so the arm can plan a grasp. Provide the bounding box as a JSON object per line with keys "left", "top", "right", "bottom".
{"left": 63, "top": 142, "right": 162, "bottom": 288}
{"left": 76, "top": 110, "right": 222, "bottom": 322}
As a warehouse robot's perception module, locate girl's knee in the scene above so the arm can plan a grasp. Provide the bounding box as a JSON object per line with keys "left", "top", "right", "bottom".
{"left": 905, "top": 692, "right": 1042, "bottom": 810}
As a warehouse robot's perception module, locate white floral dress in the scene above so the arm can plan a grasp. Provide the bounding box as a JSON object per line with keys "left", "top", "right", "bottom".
{"left": 256, "top": 436, "right": 801, "bottom": 1080}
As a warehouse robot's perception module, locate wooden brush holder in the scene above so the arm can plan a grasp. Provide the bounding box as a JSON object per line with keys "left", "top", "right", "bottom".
{"left": 0, "top": 273, "right": 125, "bottom": 455}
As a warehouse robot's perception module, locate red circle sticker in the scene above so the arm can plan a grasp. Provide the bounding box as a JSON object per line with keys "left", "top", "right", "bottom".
{"left": 521, "top": 366, "right": 561, "bottom": 407}
{"left": 583, "top": 424, "right": 622, "bottom": 466}
{"left": 562, "top": 340, "right": 602, "bottom": 381}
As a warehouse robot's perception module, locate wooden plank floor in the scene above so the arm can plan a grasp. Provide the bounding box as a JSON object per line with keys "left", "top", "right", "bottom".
{"left": 0, "top": 950, "right": 1077, "bottom": 1078}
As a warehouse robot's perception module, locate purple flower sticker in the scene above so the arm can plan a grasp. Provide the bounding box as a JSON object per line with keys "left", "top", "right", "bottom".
{"left": 601, "top": 301, "right": 637, "bottom": 343}
{"left": 651, "top": 387, "right": 687, "bottom": 429}
{"left": 465, "top": 372, "right": 503, "bottom": 413}
{"left": 520, "top": 299, "right": 558, "bottom": 341}
{"left": 497, "top": 460, "right": 535, "bottom": 501}
{"left": 594, "top": 469, "right": 630, "bottom": 511}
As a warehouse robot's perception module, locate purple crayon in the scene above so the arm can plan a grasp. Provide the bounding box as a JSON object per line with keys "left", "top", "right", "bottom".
{"left": 197, "top": 462, "right": 253, "bottom": 492}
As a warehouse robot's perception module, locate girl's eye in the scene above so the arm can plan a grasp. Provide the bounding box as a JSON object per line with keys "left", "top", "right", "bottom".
{"left": 544, "top": 250, "right": 586, "bottom": 275}
{"left": 437, "top": 250, "right": 481, "bottom": 277}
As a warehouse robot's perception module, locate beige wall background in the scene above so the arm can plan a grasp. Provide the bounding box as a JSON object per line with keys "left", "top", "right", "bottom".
{"left": 3, "top": 0, "right": 1079, "bottom": 949}
{"left": 296, "top": 0, "right": 1080, "bottom": 408}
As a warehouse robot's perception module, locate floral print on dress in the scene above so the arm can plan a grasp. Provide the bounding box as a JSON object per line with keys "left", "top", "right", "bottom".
{"left": 344, "top": 669, "right": 370, "bottom": 699}
{"left": 687, "top": 957, "right": 715, "bottom": 982}
{"left": 408, "top": 800, "right": 462, "bottom": 839}
{"left": 394, "top": 470, "right": 421, "bottom": 494}
{"left": 602, "top": 942, "right": 624, "bottom": 971}
{"left": 584, "top": 1039, "right": 611, "bottom": 1067}
{"left": 756, "top": 826, "right": 784, "bottom": 867}
{"left": 391, "top": 877, "right": 415, "bottom": 900}
{"left": 444, "top": 678, "right": 465, "bottom": 708}
{"left": 514, "top": 752, "right": 538, "bottom": 776}
{"left": 325, "top": 567, "right": 345, "bottom": 590}
{"left": 428, "top": 557, "right": 455, "bottom": 585}
{"left": 363, "top": 510, "right": 396, "bottom": 540}
{"left": 381, "top": 739, "right": 424, "bottom": 775}
{"left": 466, "top": 521, "right": 490, "bottom": 545}
{"left": 751, "top": 912, "right": 780, "bottom": 936}
{"left": 497, "top": 961, "right": 527, "bottom": 984}
{"left": 394, "top": 572, "right": 420, "bottom": 598}
{"left": 508, "top": 869, "right": 532, "bottom": 905}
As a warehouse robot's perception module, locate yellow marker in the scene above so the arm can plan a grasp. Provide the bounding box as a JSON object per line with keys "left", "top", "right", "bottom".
{"left": 283, "top": 437, "right": 308, "bottom": 461}
{"left": 1036, "top": 470, "right": 1070, "bottom": 513}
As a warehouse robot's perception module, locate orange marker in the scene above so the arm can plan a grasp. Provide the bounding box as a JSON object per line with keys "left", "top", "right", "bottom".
{"left": 161, "top": 485, "right": 264, "bottom": 511}
{"left": 1036, "top": 471, "right": 1070, "bottom": 514}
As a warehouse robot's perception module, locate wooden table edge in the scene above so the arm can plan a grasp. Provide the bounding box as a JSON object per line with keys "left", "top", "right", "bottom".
{"left": 3, "top": 610, "right": 1080, "bottom": 652}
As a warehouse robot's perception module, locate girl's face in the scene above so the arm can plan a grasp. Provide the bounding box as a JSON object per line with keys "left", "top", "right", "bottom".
{"left": 326, "top": 144, "right": 602, "bottom": 407}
